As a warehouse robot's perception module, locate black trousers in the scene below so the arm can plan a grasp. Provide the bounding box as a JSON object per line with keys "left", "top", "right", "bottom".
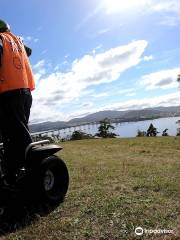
{"left": 0, "top": 88, "right": 32, "bottom": 177}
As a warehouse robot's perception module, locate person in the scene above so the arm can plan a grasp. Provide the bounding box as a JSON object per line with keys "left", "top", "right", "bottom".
{"left": 0, "top": 19, "right": 35, "bottom": 184}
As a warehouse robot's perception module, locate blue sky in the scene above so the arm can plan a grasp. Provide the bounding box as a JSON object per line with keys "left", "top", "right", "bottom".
{"left": 1, "top": 0, "right": 180, "bottom": 123}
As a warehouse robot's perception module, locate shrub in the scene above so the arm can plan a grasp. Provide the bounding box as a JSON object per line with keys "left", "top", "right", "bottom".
{"left": 71, "top": 131, "right": 94, "bottom": 140}
{"left": 136, "top": 129, "right": 146, "bottom": 137}
{"left": 162, "top": 128, "right": 169, "bottom": 136}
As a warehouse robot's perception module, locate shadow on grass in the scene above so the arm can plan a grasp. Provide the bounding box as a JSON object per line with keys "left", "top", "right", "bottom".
{"left": 0, "top": 198, "right": 58, "bottom": 236}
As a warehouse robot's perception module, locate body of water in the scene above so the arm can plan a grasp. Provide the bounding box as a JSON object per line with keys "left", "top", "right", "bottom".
{"left": 112, "top": 116, "right": 179, "bottom": 137}
{"left": 53, "top": 116, "right": 180, "bottom": 139}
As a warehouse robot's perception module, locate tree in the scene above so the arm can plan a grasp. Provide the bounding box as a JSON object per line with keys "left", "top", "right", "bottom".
{"left": 176, "top": 120, "right": 180, "bottom": 136}
{"left": 177, "top": 74, "right": 180, "bottom": 82}
{"left": 71, "top": 131, "right": 93, "bottom": 140}
{"left": 96, "top": 118, "right": 116, "bottom": 138}
{"left": 177, "top": 129, "right": 180, "bottom": 136}
{"left": 162, "top": 128, "right": 168, "bottom": 136}
{"left": 136, "top": 129, "right": 146, "bottom": 137}
{"left": 146, "top": 123, "right": 158, "bottom": 136}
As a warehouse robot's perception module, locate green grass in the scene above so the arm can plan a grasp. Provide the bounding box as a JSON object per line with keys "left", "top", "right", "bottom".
{"left": 5, "top": 137, "right": 180, "bottom": 239}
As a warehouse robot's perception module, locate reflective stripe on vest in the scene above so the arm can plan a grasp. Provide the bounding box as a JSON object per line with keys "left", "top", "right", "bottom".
{"left": 0, "top": 32, "right": 35, "bottom": 93}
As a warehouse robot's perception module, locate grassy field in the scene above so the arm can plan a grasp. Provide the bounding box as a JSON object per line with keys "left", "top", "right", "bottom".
{"left": 2, "top": 137, "right": 180, "bottom": 240}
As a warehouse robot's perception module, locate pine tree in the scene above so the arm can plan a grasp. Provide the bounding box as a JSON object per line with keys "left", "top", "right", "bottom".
{"left": 146, "top": 123, "right": 158, "bottom": 136}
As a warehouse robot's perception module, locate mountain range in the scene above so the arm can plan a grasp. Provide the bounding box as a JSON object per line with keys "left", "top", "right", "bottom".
{"left": 30, "top": 106, "right": 180, "bottom": 133}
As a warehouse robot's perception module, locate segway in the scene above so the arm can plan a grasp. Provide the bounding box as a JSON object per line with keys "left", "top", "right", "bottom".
{"left": 0, "top": 140, "right": 69, "bottom": 217}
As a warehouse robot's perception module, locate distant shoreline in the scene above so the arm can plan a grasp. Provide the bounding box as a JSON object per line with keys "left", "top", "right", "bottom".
{"left": 30, "top": 116, "right": 180, "bottom": 134}
{"left": 112, "top": 115, "right": 180, "bottom": 124}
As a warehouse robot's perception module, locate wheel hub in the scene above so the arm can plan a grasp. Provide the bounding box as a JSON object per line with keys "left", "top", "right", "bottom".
{"left": 43, "top": 170, "right": 55, "bottom": 191}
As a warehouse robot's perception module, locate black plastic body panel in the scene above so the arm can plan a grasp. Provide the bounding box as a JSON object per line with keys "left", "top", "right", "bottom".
{"left": 26, "top": 144, "right": 62, "bottom": 165}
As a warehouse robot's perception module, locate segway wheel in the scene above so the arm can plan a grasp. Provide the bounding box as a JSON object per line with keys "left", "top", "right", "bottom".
{"left": 38, "top": 156, "right": 69, "bottom": 206}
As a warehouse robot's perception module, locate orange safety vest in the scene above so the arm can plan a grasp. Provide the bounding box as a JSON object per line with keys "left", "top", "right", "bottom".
{"left": 0, "top": 32, "right": 35, "bottom": 94}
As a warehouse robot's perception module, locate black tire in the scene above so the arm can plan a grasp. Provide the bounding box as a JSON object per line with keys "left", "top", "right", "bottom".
{"left": 37, "top": 156, "right": 69, "bottom": 206}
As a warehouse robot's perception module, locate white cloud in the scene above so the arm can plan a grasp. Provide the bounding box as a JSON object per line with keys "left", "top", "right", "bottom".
{"left": 33, "top": 60, "right": 46, "bottom": 82}
{"left": 118, "top": 88, "right": 136, "bottom": 95}
{"left": 75, "top": 0, "right": 180, "bottom": 32}
{"left": 143, "top": 55, "right": 153, "bottom": 61}
{"left": 158, "top": 15, "right": 180, "bottom": 27}
{"left": 71, "top": 40, "right": 147, "bottom": 86}
{"left": 151, "top": 0, "right": 180, "bottom": 13}
{"left": 75, "top": 0, "right": 180, "bottom": 33}
{"left": 30, "top": 40, "right": 148, "bottom": 123}
{"left": 125, "top": 92, "right": 137, "bottom": 97}
{"left": 33, "top": 60, "right": 45, "bottom": 69}
{"left": 150, "top": 0, "right": 180, "bottom": 26}
{"left": 41, "top": 49, "right": 48, "bottom": 55}
{"left": 97, "top": 28, "right": 110, "bottom": 36}
{"left": 91, "top": 45, "right": 103, "bottom": 55}
{"left": 102, "top": 92, "right": 180, "bottom": 111}
{"left": 141, "top": 67, "right": 180, "bottom": 90}
{"left": 104, "top": 0, "right": 151, "bottom": 14}
{"left": 54, "top": 92, "right": 180, "bottom": 121}
{"left": 81, "top": 102, "right": 94, "bottom": 108}
{"left": 91, "top": 92, "right": 109, "bottom": 98}
{"left": 30, "top": 104, "right": 66, "bottom": 124}
{"left": 144, "top": 0, "right": 180, "bottom": 26}
{"left": 103, "top": 0, "right": 180, "bottom": 26}
{"left": 22, "top": 36, "right": 39, "bottom": 44}
{"left": 90, "top": 88, "right": 137, "bottom": 99}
